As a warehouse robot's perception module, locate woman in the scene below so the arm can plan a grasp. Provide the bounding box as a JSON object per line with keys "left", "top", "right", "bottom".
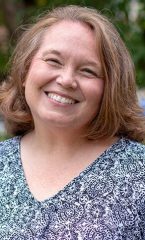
{"left": 0, "top": 5, "right": 145, "bottom": 239}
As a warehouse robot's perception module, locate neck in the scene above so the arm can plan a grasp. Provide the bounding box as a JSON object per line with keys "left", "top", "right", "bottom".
{"left": 21, "top": 126, "right": 118, "bottom": 169}
{"left": 23, "top": 126, "right": 90, "bottom": 156}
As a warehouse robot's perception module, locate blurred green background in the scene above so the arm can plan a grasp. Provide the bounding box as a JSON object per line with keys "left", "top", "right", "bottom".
{"left": 0, "top": 0, "right": 145, "bottom": 88}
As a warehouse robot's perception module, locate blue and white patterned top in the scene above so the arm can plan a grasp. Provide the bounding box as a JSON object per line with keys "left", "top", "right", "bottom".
{"left": 0, "top": 136, "right": 145, "bottom": 239}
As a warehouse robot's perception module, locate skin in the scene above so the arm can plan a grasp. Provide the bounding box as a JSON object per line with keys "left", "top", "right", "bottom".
{"left": 21, "top": 21, "right": 117, "bottom": 201}
{"left": 24, "top": 21, "right": 104, "bottom": 134}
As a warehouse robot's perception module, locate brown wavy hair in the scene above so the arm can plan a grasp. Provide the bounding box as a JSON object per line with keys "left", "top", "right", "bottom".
{"left": 0, "top": 5, "right": 145, "bottom": 142}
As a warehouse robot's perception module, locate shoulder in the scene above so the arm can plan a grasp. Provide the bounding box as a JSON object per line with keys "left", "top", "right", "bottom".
{"left": 99, "top": 138, "right": 145, "bottom": 186}
{"left": 100, "top": 138, "right": 145, "bottom": 173}
{"left": 0, "top": 136, "right": 20, "bottom": 160}
{"left": 108, "top": 138, "right": 145, "bottom": 186}
{"left": 122, "top": 138, "right": 145, "bottom": 155}
{"left": 112, "top": 138, "right": 145, "bottom": 162}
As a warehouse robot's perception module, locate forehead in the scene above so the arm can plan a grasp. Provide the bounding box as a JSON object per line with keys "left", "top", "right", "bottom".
{"left": 36, "top": 20, "right": 100, "bottom": 61}
{"left": 41, "top": 20, "right": 96, "bottom": 41}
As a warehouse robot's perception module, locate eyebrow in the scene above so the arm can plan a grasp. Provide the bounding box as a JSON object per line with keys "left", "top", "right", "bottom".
{"left": 42, "top": 49, "right": 62, "bottom": 58}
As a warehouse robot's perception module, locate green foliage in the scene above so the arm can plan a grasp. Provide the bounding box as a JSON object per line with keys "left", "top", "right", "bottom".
{"left": 0, "top": 51, "right": 9, "bottom": 78}
{"left": 0, "top": 134, "right": 9, "bottom": 141}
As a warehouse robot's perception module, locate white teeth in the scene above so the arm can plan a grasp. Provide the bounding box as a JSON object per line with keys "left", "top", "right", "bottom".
{"left": 47, "top": 93, "right": 75, "bottom": 104}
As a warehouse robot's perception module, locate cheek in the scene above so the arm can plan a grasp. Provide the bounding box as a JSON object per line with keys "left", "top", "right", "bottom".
{"left": 95, "top": 79, "right": 104, "bottom": 99}
{"left": 86, "top": 80, "right": 104, "bottom": 104}
{"left": 25, "top": 61, "right": 51, "bottom": 88}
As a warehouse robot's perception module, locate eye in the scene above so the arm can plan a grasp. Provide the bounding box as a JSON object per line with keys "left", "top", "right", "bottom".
{"left": 44, "top": 58, "right": 62, "bottom": 66}
{"left": 81, "top": 68, "right": 98, "bottom": 77}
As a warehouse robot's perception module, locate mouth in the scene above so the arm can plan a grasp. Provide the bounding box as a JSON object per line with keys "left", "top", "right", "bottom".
{"left": 44, "top": 92, "right": 78, "bottom": 105}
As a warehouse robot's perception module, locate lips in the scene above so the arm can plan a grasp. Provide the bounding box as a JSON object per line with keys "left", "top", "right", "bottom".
{"left": 44, "top": 92, "right": 78, "bottom": 104}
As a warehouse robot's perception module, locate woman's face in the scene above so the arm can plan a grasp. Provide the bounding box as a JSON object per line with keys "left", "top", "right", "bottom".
{"left": 24, "top": 20, "right": 104, "bottom": 133}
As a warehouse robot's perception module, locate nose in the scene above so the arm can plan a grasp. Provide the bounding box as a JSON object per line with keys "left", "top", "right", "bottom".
{"left": 56, "top": 68, "right": 77, "bottom": 89}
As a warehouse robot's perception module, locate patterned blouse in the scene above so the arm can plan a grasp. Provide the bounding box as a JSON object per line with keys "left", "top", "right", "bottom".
{"left": 0, "top": 136, "right": 145, "bottom": 240}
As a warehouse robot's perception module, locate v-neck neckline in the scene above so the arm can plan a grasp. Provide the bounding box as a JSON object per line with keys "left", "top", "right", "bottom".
{"left": 14, "top": 136, "right": 124, "bottom": 206}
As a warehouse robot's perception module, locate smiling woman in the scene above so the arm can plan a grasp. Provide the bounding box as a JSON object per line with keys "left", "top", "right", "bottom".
{"left": 0, "top": 5, "right": 145, "bottom": 239}
{"left": 24, "top": 20, "right": 104, "bottom": 132}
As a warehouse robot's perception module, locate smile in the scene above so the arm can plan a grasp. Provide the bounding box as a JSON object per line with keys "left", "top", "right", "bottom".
{"left": 45, "top": 92, "right": 76, "bottom": 105}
